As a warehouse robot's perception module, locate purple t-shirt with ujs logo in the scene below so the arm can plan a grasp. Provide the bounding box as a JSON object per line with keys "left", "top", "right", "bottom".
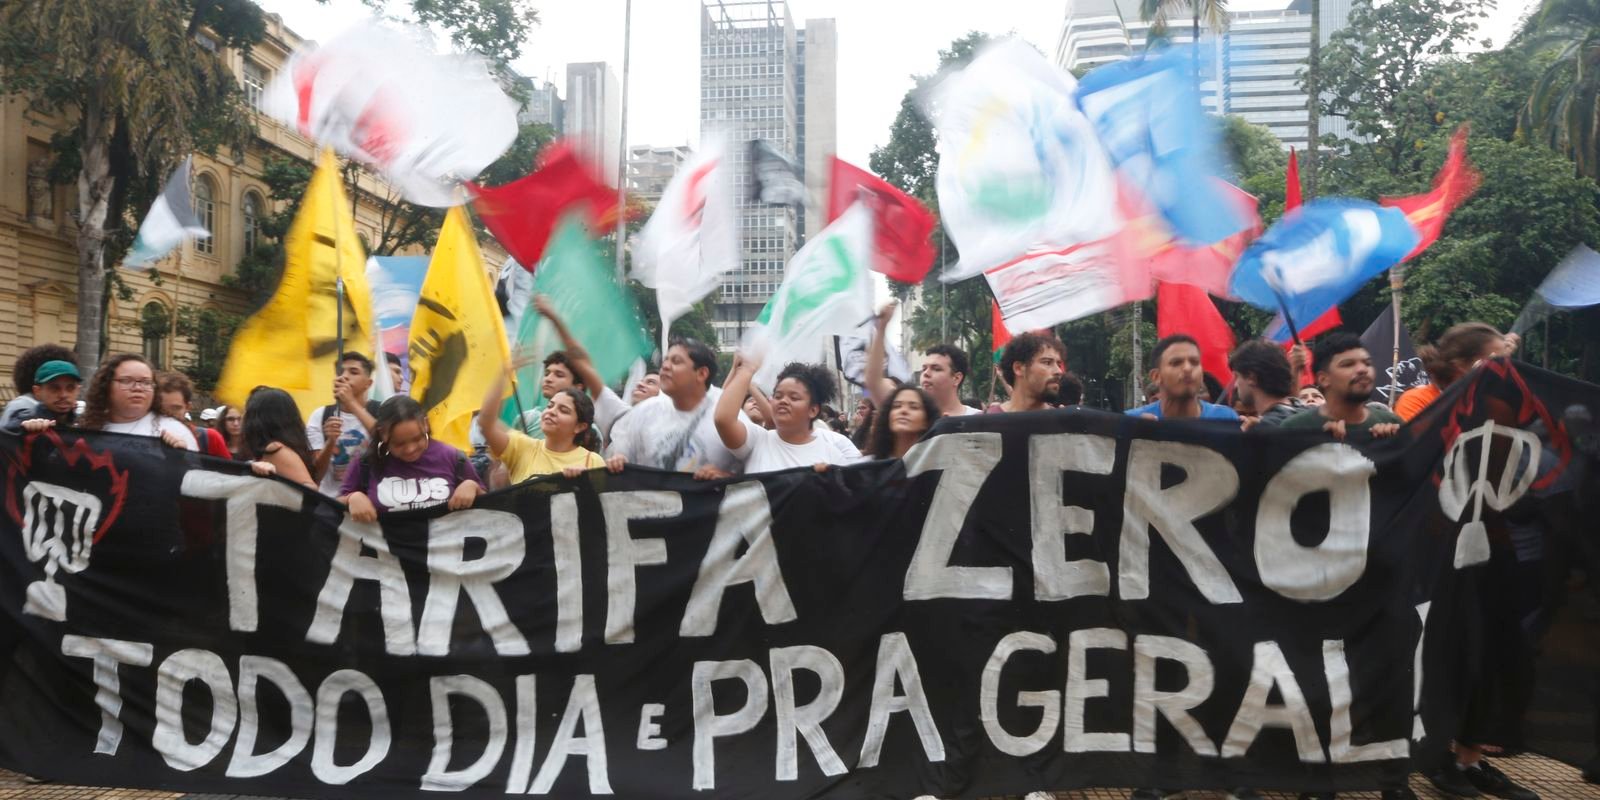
{"left": 339, "top": 440, "right": 481, "bottom": 513}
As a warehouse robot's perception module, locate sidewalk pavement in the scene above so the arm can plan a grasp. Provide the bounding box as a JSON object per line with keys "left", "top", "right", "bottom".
{"left": 0, "top": 753, "right": 1592, "bottom": 799}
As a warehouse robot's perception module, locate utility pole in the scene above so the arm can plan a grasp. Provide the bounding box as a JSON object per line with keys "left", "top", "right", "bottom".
{"left": 614, "top": 0, "right": 633, "bottom": 282}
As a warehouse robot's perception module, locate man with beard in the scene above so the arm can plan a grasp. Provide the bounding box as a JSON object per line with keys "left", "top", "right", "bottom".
{"left": 1281, "top": 332, "right": 1401, "bottom": 438}
{"left": 1228, "top": 338, "right": 1303, "bottom": 428}
{"left": 1125, "top": 334, "right": 1240, "bottom": 420}
{"left": 988, "top": 332, "right": 1068, "bottom": 413}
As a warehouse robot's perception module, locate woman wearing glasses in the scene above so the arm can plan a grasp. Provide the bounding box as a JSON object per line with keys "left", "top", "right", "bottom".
{"left": 78, "top": 354, "right": 197, "bottom": 450}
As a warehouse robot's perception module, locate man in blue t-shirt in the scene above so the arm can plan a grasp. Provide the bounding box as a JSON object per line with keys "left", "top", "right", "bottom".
{"left": 1125, "top": 334, "right": 1240, "bottom": 421}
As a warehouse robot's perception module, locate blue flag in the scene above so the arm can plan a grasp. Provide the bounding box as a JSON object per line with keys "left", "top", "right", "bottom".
{"left": 1076, "top": 48, "right": 1248, "bottom": 245}
{"left": 1230, "top": 200, "right": 1420, "bottom": 338}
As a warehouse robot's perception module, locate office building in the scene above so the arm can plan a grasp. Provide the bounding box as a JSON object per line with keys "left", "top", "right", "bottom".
{"left": 1054, "top": 0, "right": 1353, "bottom": 149}
{"left": 517, "top": 77, "right": 565, "bottom": 133}
{"left": 626, "top": 144, "right": 692, "bottom": 203}
{"left": 566, "top": 62, "right": 622, "bottom": 185}
{"left": 700, "top": 0, "right": 837, "bottom": 350}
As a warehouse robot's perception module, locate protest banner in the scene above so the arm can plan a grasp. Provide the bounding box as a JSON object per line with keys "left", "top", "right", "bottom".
{"left": 0, "top": 361, "right": 1590, "bottom": 798}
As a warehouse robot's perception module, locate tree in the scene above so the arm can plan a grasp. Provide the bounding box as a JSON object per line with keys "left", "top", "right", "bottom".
{"left": 0, "top": 0, "right": 541, "bottom": 375}
{"left": 1316, "top": 0, "right": 1490, "bottom": 177}
{"left": 0, "top": 0, "right": 265, "bottom": 373}
{"left": 1517, "top": 0, "right": 1600, "bottom": 178}
{"left": 1140, "top": 0, "right": 1229, "bottom": 90}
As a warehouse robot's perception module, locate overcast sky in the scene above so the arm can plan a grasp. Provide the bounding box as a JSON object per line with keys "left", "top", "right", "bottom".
{"left": 256, "top": 0, "right": 1537, "bottom": 168}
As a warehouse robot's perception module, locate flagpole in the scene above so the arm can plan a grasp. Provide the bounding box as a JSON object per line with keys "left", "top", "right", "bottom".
{"left": 614, "top": 0, "right": 633, "bottom": 284}
{"left": 1388, "top": 269, "right": 1403, "bottom": 406}
{"left": 168, "top": 261, "right": 183, "bottom": 370}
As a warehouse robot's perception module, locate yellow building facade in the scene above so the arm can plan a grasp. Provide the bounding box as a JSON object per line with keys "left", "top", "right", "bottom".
{"left": 0, "top": 14, "right": 505, "bottom": 398}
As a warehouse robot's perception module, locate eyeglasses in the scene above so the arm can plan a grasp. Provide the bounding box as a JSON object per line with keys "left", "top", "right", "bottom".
{"left": 112, "top": 378, "right": 155, "bottom": 390}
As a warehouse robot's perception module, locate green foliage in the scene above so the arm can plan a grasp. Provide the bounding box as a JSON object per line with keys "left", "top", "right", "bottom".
{"left": 175, "top": 306, "right": 240, "bottom": 390}
{"left": 1517, "top": 0, "right": 1600, "bottom": 178}
{"left": 1220, "top": 115, "right": 1290, "bottom": 222}
{"left": 225, "top": 157, "right": 312, "bottom": 310}
{"left": 867, "top": 32, "right": 991, "bottom": 203}
{"left": 1316, "top": 0, "right": 1490, "bottom": 175}
{"left": 368, "top": 0, "right": 539, "bottom": 69}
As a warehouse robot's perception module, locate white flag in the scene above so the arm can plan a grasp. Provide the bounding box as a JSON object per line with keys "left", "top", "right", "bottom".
{"left": 632, "top": 140, "right": 740, "bottom": 349}
{"left": 925, "top": 39, "right": 1122, "bottom": 283}
{"left": 123, "top": 156, "right": 210, "bottom": 270}
{"left": 744, "top": 203, "right": 875, "bottom": 388}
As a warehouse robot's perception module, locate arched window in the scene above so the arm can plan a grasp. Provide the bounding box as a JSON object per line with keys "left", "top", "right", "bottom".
{"left": 140, "top": 301, "right": 169, "bottom": 367}
{"left": 193, "top": 175, "right": 216, "bottom": 255}
{"left": 241, "top": 191, "right": 263, "bottom": 254}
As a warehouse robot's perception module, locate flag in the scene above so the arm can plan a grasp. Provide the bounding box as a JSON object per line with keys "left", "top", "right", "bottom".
{"left": 745, "top": 203, "right": 875, "bottom": 388}
{"left": 408, "top": 206, "right": 510, "bottom": 451}
{"left": 1076, "top": 48, "right": 1250, "bottom": 245}
{"left": 495, "top": 256, "right": 536, "bottom": 341}
{"left": 632, "top": 141, "right": 740, "bottom": 349}
{"left": 1380, "top": 127, "right": 1479, "bottom": 262}
{"left": 469, "top": 141, "right": 618, "bottom": 272}
{"left": 1229, "top": 199, "right": 1420, "bottom": 341}
{"left": 927, "top": 39, "right": 1122, "bottom": 283}
{"left": 366, "top": 255, "right": 430, "bottom": 379}
{"left": 123, "top": 157, "right": 210, "bottom": 269}
{"left": 1513, "top": 244, "right": 1600, "bottom": 333}
{"left": 1360, "top": 303, "right": 1424, "bottom": 403}
{"left": 749, "top": 140, "right": 806, "bottom": 206}
{"left": 1140, "top": 179, "right": 1261, "bottom": 298}
{"left": 834, "top": 317, "right": 913, "bottom": 389}
{"left": 1266, "top": 306, "right": 1343, "bottom": 345}
{"left": 985, "top": 235, "right": 1150, "bottom": 333}
{"left": 263, "top": 21, "right": 517, "bottom": 206}
{"left": 1157, "top": 281, "right": 1235, "bottom": 385}
{"left": 990, "top": 300, "right": 1012, "bottom": 365}
{"left": 215, "top": 151, "right": 374, "bottom": 417}
{"left": 826, "top": 157, "right": 938, "bottom": 283}
{"left": 1286, "top": 148, "right": 1303, "bottom": 211}
{"left": 504, "top": 216, "right": 651, "bottom": 424}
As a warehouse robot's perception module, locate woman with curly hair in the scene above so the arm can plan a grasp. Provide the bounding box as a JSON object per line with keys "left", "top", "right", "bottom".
{"left": 78, "top": 354, "right": 195, "bottom": 450}
{"left": 714, "top": 355, "right": 862, "bottom": 472}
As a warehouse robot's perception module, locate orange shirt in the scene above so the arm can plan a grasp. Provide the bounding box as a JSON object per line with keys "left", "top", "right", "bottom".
{"left": 1394, "top": 383, "right": 1441, "bottom": 421}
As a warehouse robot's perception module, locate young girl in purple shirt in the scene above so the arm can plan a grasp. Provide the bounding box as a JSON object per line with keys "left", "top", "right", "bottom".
{"left": 339, "top": 396, "right": 482, "bottom": 521}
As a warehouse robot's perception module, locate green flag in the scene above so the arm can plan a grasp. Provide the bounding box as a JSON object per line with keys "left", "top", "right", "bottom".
{"left": 748, "top": 202, "right": 875, "bottom": 387}
{"left": 501, "top": 217, "right": 653, "bottom": 428}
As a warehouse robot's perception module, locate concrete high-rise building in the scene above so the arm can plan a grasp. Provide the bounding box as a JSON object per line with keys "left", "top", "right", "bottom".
{"left": 626, "top": 144, "right": 692, "bottom": 203}
{"left": 700, "top": 0, "right": 837, "bottom": 350}
{"left": 566, "top": 62, "right": 621, "bottom": 184}
{"left": 517, "top": 77, "right": 565, "bottom": 133}
{"left": 1053, "top": 0, "right": 1353, "bottom": 149}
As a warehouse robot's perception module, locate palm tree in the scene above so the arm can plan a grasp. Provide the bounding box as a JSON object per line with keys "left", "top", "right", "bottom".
{"left": 1518, "top": 0, "right": 1600, "bottom": 179}
{"left": 1140, "top": 0, "right": 1230, "bottom": 91}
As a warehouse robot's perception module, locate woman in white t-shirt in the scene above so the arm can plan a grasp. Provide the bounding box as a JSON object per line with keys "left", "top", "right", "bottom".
{"left": 78, "top": 354, "right": 197, "bottom": 450}
{"left": 714, "top": 354, "right": 862, "bottom": 474}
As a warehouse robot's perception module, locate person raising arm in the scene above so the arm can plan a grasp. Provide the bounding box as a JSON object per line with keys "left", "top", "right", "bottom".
{"left": 715, "top": 353, "right": 862, "bottom": 473}
{"left": 478, "top": 355, "right": 623, "bottom": 483}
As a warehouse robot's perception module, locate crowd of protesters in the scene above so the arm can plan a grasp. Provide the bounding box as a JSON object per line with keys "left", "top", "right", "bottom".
{"left": 3, "top": 295, "right": 1591, "bottom": 800}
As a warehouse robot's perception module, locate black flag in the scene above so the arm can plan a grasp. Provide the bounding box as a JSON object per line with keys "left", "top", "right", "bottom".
{"left": 1361, "top": 303, "right": 1426, "bottom": 402}
{"left": 748, "top": 139, "right": 805, "bottom": 206}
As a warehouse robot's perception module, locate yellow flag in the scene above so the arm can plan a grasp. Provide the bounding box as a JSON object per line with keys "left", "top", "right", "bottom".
{"left": 216, "top": 150, "right": 374, "bottom": 418}
{"left": 408, "top": 206, "right": 509, "bottom": 451}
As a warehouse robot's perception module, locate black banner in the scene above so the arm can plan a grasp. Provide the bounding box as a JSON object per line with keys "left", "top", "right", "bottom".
{"left": 0, "top": 361, "right": 1592, "bottom": 798}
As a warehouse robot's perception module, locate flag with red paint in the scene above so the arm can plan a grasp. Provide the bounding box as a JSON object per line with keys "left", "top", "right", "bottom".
{"left": 1380, "top": 126, "right": 1480, "bottom": 262}
{"left": 632, "top": 140, "right": 740, "bottom": 348}
{"left": 468, "top": 142, "right": 618, "bottom": 273}
{"left": 827, "top": 157, "right": 938, "bottom": 284}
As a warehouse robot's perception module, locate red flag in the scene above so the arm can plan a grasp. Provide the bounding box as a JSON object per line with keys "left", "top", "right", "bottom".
{"left": 827, "top": 157, "right": 938, "bottom": 283}
{"left": 467, "top": 141, "right": 617, "bottom": 272}
{"left": 1380, "top": 126, "right": 1479, "bottom": 262}
{"left": 1157, "top": 281, "right": 1235, "bottom": 385}
{"left": 990, "top": 299, "right": 1012, "bottom": 365}
{"left": 1143, "top": 180, "right": 1262, "bottom": 298}
{"left": 1279, "top": 307, "right": 1342, "bottom": 386}
{"left": 1286, "top": 148, "right": 1302, "bottom": 211}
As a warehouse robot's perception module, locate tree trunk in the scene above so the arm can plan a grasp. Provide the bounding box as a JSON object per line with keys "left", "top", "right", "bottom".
{"left": 1306, "top": 0, "right": 1321, "bottom": 198}
{"left": 73, "top": 99, "right": 116, "bottom": 376}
